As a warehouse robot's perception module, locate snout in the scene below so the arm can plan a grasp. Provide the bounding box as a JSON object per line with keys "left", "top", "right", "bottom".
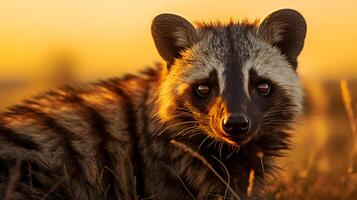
{"left": 222, "top": 114, "right": 251, "bottom": 136}
{"left": 219, "top": 114, "right": 255, "bottom": 144}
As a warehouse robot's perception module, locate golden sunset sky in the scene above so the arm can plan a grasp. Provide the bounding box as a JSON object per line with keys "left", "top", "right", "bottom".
{"left": 0, "top": 0, "right": 356, "bottom": 81}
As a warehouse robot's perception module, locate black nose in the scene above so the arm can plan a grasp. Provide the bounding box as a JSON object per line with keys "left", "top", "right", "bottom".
{"left": 222, "top": 114, "right": 250, "bottom": 136}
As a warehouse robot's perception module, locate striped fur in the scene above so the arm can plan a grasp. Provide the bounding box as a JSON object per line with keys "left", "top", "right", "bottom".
{"left": 0, "top": 9, "right": 306, "bottom": 200}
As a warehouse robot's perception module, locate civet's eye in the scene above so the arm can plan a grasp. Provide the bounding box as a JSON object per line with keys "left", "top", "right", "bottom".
{"left": 256, "top": 83, "right": 271, "bottom": 95}
{"left": 196, "top": 84, "right": 210, "bottom": 98}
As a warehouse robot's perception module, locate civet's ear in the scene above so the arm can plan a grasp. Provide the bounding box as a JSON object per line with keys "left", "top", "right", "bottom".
{"left": 258, "top": 9, "right": 307, "bottom": 69}
{"left": 151, "top": 14, "right": 198, "bottom": 67}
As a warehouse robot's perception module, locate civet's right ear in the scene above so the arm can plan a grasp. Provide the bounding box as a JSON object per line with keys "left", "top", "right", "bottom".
{"left": 151, "top": 14, "right": 198, "bottom": 68}
{"left": 258, "top": 9, "right": 307, "bottom": 70}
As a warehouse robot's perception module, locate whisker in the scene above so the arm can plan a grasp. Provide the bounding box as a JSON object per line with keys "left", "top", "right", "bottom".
{"left": 212, "top": 156, "right": 231, "bottom": 200}
{"left": 198, "top": 136, "right": 210, "bottom": 152}
{"left": 175, "top": 126, "right": 197, "bottom": 137}
{"left": 219, "top": 142, "right": 224, "bottom": 160}
{"left": 157, "top": 121, "right": 197, "bottom": 136}
{"left": 226, "top": 146, "right": 240, "bottom": 159}
{"left": 206, "top": 140, "right": 216, "bottom": 149}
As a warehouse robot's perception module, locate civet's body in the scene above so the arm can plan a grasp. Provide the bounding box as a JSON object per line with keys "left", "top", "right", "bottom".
{"left": 0, "top": 9, "right": 306, "bottom": 199}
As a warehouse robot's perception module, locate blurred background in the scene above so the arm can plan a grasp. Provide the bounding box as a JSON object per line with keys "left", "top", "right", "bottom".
{"left": 1, "top": 0, "right": 357, "bottom": 199}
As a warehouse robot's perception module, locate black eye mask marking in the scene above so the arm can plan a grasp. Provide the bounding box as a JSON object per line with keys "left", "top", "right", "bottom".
{"left": 189, "top": 70, "right": 219, "bottom": 113}
{"left": 249, "top": 69, "right": 275, "bottom": 95}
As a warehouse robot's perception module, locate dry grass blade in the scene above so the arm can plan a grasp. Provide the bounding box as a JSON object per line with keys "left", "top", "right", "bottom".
{"left": 246, "top": 169, "right": 255, "bottom": 198}
{"left": 340, "top": 80, "right": 357, "bottom": 137}
{"left": 340, "top": 80, "right": 357, "bottom": 173}
{"left": 4, "top": 158, "right": 22, "bottom": 200}
{"left": 40, "top": 167, "right": 72, "bottom": 200}
{"left": 256, "top": 151, "right": 265, "bottom": 177}
{"left": 170, "top": 140, "right": 241, "bottom": 200}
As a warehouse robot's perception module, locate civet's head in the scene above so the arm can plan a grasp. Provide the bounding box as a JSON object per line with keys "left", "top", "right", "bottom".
{"left": 152, "top": 9, "right": 306, "bottom": 146}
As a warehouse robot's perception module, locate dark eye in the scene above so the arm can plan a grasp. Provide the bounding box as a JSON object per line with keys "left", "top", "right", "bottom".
{"left": 196, "top": 84, "right": 210, "bottom": 98}
{"left": 256, "top": 83, "right": 271, "bottom": 95}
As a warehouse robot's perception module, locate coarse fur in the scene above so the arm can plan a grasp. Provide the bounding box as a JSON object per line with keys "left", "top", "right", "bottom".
{"left": 0, "top": 9, "right": 306, "bottom": 200}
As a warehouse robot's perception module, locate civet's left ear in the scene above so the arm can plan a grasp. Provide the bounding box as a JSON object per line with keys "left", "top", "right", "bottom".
{"left": 151, "top": 13, "right": 198, "bottom": 68}
{"left": 258, "top": 9, "right": 307, "bottom": 69}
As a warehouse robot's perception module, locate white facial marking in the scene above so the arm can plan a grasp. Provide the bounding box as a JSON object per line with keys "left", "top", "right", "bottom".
{"left": 243, "top": 34, "right": 304, "bottom": 114}
{"left": 173, "top": 41, "right": 227, "bottom": 95}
